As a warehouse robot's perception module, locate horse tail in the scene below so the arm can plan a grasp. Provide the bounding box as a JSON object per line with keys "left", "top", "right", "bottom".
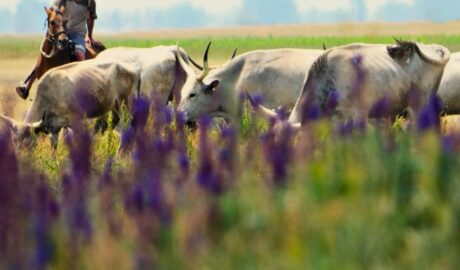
{"left": 92, "top": 40, "right": 107, "bottom": 53}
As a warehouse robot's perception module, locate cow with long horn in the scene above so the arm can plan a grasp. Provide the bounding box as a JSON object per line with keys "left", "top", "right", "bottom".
{"left": 176, "top": 42, "right": 324, "bottom": 123}
{"left": 250, "top": 40, "right": 450, "bottom": 128}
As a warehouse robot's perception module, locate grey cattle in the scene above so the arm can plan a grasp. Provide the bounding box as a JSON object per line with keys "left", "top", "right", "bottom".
{"left": 0, "top": 58, "right": 141, "bottom": 149}
{"left": 96, "top": 45, "right": 196, "bottom": 103}
{"left": 254, "top": 41, "right": 450, "bottom": 126}
{"left": 177, "top": 43, "right": 323, "bottom": 123}
{"left": 438, "top": 53, "right": 460, "bottom": 114}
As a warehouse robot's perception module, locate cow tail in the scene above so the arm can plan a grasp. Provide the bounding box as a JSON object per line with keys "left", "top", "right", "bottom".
{"left": 137, "top": 75, "right": 142, "bottom": 97}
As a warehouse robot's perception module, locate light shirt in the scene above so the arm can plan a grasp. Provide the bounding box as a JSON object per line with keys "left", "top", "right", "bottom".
{"left": 54, "top": 0, "right": 97, "bottom": 36}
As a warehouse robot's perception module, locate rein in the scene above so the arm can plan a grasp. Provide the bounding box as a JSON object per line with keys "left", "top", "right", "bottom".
{"left": 40, "top": 20, "right": 69, "bottom": 59}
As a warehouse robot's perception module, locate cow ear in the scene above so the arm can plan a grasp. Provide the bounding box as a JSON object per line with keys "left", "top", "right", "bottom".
{"left": 60, "top": 5, "right": 65, "bottom": 14}
{"left": 417, "top": 43, "right": 451, "bottom": 66}
{"left": 204, "top": 80, "right": 219, "bottom": 94}
{"left": 45, "top": 7, "right": 52, "bottom": 16}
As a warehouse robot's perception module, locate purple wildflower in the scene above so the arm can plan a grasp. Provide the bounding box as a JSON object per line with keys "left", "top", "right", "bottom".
{"left": 132, "top": 96, "right": 150, "bottom": 132}
{"left": 247, "top": 93, "right": 263, "bottom": 108}
{"left": 338, "top": 118, "right": 367, "bottom": 137}
{"left": 261, "top": 121, "right": 294, "bottom": 186}
{"left": 324, "top": 89, "right": 340, "bottom": 116}
{"left": 300, "top": 80, "right": 322, "bottom": 124}
{"left": 369, "top": 96, "right": 391, "bottom": 119}
{"left": 417, "top": 94, "right": 443, "bottom": 132}
{"left": 196, "top": 115, "right": 223, "bottom": 194}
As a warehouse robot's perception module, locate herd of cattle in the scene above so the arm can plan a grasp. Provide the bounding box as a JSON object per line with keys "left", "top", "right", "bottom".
{"left": 1, "top": 38, "right": 459, "bottom": 149}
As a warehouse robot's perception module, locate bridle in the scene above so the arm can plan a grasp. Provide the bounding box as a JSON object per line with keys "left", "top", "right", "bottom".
{"left": 40, "top": 11, "right": 72, "bottom": 59}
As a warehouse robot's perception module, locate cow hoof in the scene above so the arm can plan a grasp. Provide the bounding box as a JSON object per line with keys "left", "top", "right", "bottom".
{"left": 15, "top": 86, "right": 29, "bottom": 100}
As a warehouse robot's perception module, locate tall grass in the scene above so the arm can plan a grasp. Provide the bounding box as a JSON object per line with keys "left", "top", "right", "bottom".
{"left": 0, "top": 97, "right": 459, "bottom": 269}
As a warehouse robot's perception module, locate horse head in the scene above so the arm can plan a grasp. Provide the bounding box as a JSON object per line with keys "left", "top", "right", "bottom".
{"left": 44, "top": 6, "right": 69, "bottom": 54}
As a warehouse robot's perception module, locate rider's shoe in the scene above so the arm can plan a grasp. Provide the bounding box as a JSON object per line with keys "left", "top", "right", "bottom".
{"left": 15, "top": 84, "right": 29, "bottom": 100}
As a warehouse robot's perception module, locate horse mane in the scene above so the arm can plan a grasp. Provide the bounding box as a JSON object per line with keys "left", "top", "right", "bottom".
{"left": 387, "top": 39, "right": 419, "bottom": 60}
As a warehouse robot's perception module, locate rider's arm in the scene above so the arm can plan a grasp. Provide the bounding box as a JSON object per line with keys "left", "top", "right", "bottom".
{"left": 87, "top": 0, "right": 97, "bottom": 40}
{"left": 53, "top": 0, "right": 64, "bottom": 9}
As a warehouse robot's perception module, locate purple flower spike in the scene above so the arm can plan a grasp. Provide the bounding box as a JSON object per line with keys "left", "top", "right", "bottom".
{"left": 132, "top": 97, "right": 150, "bottom": 131}
{"left": 324, "top": 90, "right": 340, "bottom": 116}
{"left": 417, "top": 94, "right": 443, "bottom": 132}
{"left": 247, "top": 93, "right": 263, "bottom": 108}
{"left": 275, "top": 106, "right": 289, "bottom": 121}
{"left": 369, "top": 96, "right": 391, "bottom": 119}
{"left": 262, "top": 122, "right": 294, "bottom": 186}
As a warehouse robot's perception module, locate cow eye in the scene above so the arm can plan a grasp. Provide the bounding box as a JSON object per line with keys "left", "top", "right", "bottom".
{"left": 189, "top": 93, "right": 196, "bottom": 99}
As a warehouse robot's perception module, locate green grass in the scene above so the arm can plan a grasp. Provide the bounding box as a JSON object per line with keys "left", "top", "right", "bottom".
{"left": 2, "top": 35, "right": 460, "bottom": 59}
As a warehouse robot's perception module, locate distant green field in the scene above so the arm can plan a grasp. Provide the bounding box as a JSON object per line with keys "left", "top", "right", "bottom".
{"left": 2, "top": 35, "right": 460, "bottom": 59}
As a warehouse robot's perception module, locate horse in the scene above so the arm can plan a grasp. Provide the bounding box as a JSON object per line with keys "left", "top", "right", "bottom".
{"left": 15, "top": 6, "right": 106, "bottom": 100}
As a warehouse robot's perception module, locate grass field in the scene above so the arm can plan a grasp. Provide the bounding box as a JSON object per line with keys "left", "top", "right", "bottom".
{"left": 2, "top": 24, "right": 460, "bottom": 269}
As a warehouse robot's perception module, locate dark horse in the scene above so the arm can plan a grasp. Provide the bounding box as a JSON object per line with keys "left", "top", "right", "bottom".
{"left": 16, "top": 6, "right": 106, "bottom": 100}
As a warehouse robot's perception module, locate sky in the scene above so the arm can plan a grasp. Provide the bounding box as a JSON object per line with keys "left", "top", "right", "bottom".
{"left": 0, "top": 0, "right": 457, "bottom": 33}
{"left": 0, "top": 0, "right": 412, "bottom": 18}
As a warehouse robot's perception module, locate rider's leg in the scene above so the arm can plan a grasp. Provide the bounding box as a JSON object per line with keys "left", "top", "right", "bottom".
{"left": 16, "top": 55, "right": 42, "bottom": 99}
{"left": 74, "top": 50, "right": 86, "bottom": 61}
{"left": 68, "top": 32, "right": 87, "bottom": 62}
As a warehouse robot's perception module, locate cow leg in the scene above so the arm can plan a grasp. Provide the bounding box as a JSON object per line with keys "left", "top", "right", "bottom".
{"left": 16, "top": 69, "right": 37, "bottom": 100}
{"left": 110, "top": 110, "right": 121, "bottom": 129}
{"left": 94, "top": 117, "right": 109, "bottom": 134}
{"left": 50, "top": 132, "right": 59, "bottom": 151}
{"left": 94, "top": 111, "right": 120, "bottom": 134}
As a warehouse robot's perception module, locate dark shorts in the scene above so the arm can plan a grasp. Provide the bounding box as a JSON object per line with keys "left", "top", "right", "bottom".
{"left": 68, "top": 32, "right": 86, "bottom": 54}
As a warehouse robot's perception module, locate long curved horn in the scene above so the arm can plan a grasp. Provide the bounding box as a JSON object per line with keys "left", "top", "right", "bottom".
{"left": 188, "top": 56, "right": 203, "bottom": 71}
{"left": 230, "top": 48, "right": 238, "bottom": 60}
{"left": 0, "top": 114, "right": 20, "bottom": 130}
{"left": 40, "top": 38, "right": 58, "bottom": 59}
{"left": 247, "top": 93, "right": 277, "bottom": 119}
{"left": 197, "top": 41, "right": 211, "bottom": 81}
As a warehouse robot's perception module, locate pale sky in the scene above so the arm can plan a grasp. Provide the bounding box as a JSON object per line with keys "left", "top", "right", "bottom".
{"left": 1, "top": 0, "right": 452, "bottom": 33}
{"left": 0, "top": 0, "right": 414, "bottom": 18}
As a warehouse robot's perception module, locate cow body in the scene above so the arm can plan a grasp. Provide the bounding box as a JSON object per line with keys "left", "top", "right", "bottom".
{"left": 438, "top": 53, "right": 460, "bottom": 114}
{"left": 287, "top": 42, "right": 450, "bottom": 124}
{"left": 177, "top": 48, "right": 323, "bottom": 122}
{"left": 96, "top": 45, "right": 191, "bottom": 103}
{"left": 1, "top": 58, "right": 141, "bottom": 149}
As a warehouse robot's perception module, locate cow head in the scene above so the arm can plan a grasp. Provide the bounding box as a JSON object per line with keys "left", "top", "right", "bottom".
{"left": 388, "top": 40, "right": 450, "bottom": 102}
{"left": 177, "top": 42, "right": 231, "bottom": 122}
{"left": 0, "top": 114, "right": 46, "bottom": 149}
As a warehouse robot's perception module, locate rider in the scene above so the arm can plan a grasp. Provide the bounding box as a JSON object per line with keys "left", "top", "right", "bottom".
{"left": 54, "top": 0, "right": 97, "bottom": 61}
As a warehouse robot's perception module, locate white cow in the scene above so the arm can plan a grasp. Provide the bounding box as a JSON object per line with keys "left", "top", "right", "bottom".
{"left": 177, "top": 43, "right": 323, "bottom": 123}
{"left": 96, "top": 45, "right": 197, "bottom": 103}
{"left": 0, "top": 58, "right": 141, "bottom": 149}
{"left": 438, "top": 53, "right": 460, "bottom": 114}
{"left": 253, "top": 41, "right": 450, "bottom": 126}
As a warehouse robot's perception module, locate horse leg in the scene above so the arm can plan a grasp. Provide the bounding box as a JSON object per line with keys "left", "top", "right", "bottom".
{"left": 16, "top": 69, "right": 37, "bottom": 100}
